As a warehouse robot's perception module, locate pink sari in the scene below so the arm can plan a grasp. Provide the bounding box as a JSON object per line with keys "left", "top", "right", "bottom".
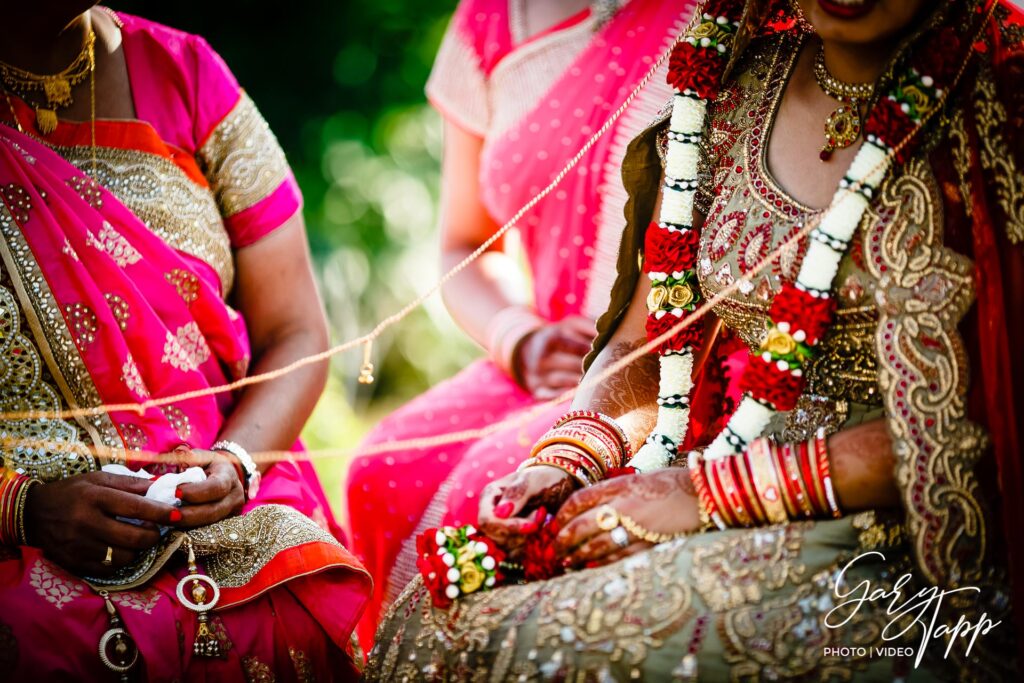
{"left": 346, "top": 0, "right": 694, "bottom": 646}
{"left": 0, "top": 11, "right": 368, "bottom": 680}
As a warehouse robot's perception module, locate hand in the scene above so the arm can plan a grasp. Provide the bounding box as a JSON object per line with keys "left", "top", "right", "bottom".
{"left": 172, "top": 448, "right": 246, "bottom": 528}
{"left": 514, "top": 316, "right": 596, "bottom": 399}
{"left": 552, "top": 468, "right": 700, "bottom": 570}
{"left": 25, "top": 472, "right": 177, "bottom": 577}
{"left": 478, "top": 466, "right": 576, "bottom": 554}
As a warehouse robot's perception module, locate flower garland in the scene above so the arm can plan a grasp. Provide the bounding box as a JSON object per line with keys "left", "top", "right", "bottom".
{"left": 634, "top": 0, "right": 969, "bottom": 471}
{"left": 415, "top": 525, "right": 506, "bottom": 609}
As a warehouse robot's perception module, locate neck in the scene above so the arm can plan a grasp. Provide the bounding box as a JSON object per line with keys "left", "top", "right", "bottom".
{"left": 820, "top": 37, "right": 897, "bottom": 84}
{"left": 0, "top": 9, "right": 92, "bottom": 75}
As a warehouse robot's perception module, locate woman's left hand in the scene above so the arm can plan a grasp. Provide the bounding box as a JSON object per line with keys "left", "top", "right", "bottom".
{"left": 552, "top": 468, "right": 701, "bottom": 570}
{"left": 171, "top": 448, "right": 246, "bottom": 528}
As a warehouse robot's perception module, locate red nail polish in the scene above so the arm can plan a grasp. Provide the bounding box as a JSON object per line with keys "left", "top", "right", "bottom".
{"left": 533, "top": 507, "right": 547, "bottom": 524}
{"left": 494, "top": 502, "right": 514, "bottom": 519}
{"left": 585, "top": 561, "right": 600, "bottom": 569}
{"left": 169, "top": 509, "right": 182, "bottom": 523}
{"left": 521, "top": 521, "right": 537, "bottom": 534}
{"left": 561, "top": 558, "right": 572, "bottom": 568}
{"left": 175, "top": 488, "right": 183, "bottom": 499}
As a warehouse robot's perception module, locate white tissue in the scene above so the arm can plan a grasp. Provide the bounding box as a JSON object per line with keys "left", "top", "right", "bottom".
{"left": 101, "top": 464, "right": 207, "bottom": 505}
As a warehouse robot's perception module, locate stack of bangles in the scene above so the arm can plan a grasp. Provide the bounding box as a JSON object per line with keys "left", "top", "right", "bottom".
{"left": 520, "top": 411, "right": 633, "bottom": 487}
{"left": 688, "top": 427, "right": 841, "bottom": 530}
{"left": 0, "top": 460, "right": 42, "bottom": 546}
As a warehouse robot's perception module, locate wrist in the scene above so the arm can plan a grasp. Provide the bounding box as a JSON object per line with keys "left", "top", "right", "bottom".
{"left": 212, "top": 440, "right": 261, "bottom": 502}
{"left": 1, "top": 469, "right": 41, "bottom": 546}
{"left": 484, "top": 305, "right": 544, "bottom": 381}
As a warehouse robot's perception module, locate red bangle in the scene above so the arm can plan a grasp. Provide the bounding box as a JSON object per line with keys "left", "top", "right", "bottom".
{"left": 705, "top": 458, "right": 737, "bottom": 528}
{"left": 771, "top": 442, "right": 800, "bottom": 519}
{"left": 814, "top": 430, "right": 841, "bottom": 517}
{"left": 717, "top": 457, "right": 753, "bottom": 527}
{"left": 733, "top": 451, "right": 767, "bottom": 525}
{"left": 798, "top": 439, "right": 826, "bottom": 516}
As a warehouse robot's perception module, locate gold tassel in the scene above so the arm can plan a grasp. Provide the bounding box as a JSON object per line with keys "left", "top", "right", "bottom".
{"left": 358, "top": 339, "right": 375, "bottom": 385}
{"left": 175, "top": 540, "right": 223, "bottom": 658}
{"left": 35, "top": 107, "right": 58, "bottom": 135}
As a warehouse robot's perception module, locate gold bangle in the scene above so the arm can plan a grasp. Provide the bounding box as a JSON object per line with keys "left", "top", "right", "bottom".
{"left": 746, "top": 439, "right": 788, "bottom": 524}
{"left": 618, "top": 513, "right": 687, "bottom": 544}
{"left": 16, "top": 479, "right": 40, "bottom": 546}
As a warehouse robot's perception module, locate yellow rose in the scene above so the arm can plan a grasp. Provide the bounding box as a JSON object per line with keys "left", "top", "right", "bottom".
{"left": 647, "top": 285, "right": 668, "bottom": 312}
{"left": 458, "top": 562, "right": 485, "bottom": 594}
{"left": 901, "top": 85, "right": 933, "bottom": 115}
{"left": 761, "top": 327, "right": 797, "bottom": 356}
{"left": 456, "top": 545, "right": 478, "bottom": 565}
{"left": 667, "top": 283, "right": 695, "bottom": 309}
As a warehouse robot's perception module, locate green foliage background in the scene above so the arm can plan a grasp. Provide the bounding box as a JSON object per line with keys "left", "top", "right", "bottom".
{"left": 112, "top": 1, "right": 476, "bottom": 513}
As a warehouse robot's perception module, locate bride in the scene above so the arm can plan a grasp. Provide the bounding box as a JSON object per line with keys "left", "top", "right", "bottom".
{"left": 367, "top": 0, "right": 1023, "bottom": 680}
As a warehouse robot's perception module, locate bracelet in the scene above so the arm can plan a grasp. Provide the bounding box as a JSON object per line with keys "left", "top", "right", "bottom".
{"left": 768, "top": 440, "right": 800, "bottom": 519}
{"left": 704, "top": 457, "right": 738, "bottom": 528}
{"left": 715, "top": 457, "right": 753, "bottom": 527}
{"left": 553, "top": 411, "right": 633, "bottom": 462}
{"left": 535, "top": 446, "right": 604, "bottom": 484}
{"left": 16, "top": 479, "right": 39, "bottom": 546}
{"left": 522, "top": 453, "right": 594, "bottom": 488}
{"left": 688, "top": 456, "right": 725, "bottom": 531}
{"left": 779, "top": 442, "right": 815, "bottom": 518}
{"left": 732, "top": 448, "right": 767, "bottom": 525}
{"left": 812, "top": 429, "right": 841, "bottom": 518}
{"left": 746, "top": 438, "right": 788, "bottom": 525}
{"left": 0, "top": 469, "right": 40, "bottom": 546}
{"left": 798, "top": 439, "right": 827, "bottom": 515}
{"left": 618, "top": 513, "right": 687, "bottom": 544}
{"left": 212, "top": 440, "right": 260, "bottom": 501}
{"left": 532, "top": 428, "right": 618, "bottom": 475}
{"left": 484, "top": 306, "right": 545, "bottom": 380}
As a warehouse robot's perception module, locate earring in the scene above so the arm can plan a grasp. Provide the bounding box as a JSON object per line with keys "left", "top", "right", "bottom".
{"left": 98, "top": 590, "right": 139, "bottom": 681}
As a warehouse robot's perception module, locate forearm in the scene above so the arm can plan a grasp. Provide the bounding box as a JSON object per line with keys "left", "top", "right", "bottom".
{"left": 441, "top": 248, "right": 531, "bottom": 348}
{"left": 215, "top": 328, "right": 328, "bottom": 473}
{"left": 827, "top": 418, "right": 900, "bottom": 511}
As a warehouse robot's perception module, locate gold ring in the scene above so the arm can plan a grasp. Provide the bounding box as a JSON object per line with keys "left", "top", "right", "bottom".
{"left": 595, "top": 505, "right": 620, "bottom": 532}
{"left": 102, "top": 546, "right": 113, "bottom": 566}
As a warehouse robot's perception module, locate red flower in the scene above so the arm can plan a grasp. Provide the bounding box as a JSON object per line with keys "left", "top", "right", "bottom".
{"left": 768, "top": 284, "right": 836, "bottom": 347}
{"left": 647, "top": 312, "right": 702, "bottom": 354}
{"left": 417, "top": 528, "right": 442, "bottom": 557}
{"left": 864, "top": 97, "right": 918, "bottom": 162}
{"left": 521, "top": 522, "right": 563, "bottom": 582}
{"left": 667, "top": 44, "right": 725, "bottom": 100}
{"left": 644, "top": 224, "right": 700, "bottom": 274}
{"left": 738, "top": 355, "right": 805, "bottom": 411}
{"left": 417, "top": 553, "right": 453, "bottom": 609}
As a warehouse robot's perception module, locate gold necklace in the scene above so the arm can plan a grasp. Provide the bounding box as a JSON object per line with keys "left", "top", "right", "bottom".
{"left": 0, "top": 22, "right": 96, "bottom": 135}
{"left": 812, "top": 44, "right": 874, "bottom": 161}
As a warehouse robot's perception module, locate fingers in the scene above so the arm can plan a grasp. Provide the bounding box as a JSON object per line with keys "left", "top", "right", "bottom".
{"left": 553, "top": 484, "right": 616, "bottom": 530}
{"left": 539, "top": 351, "right": 587, "bottom": 373}
{"left": 174, "top": 495, "right": 242, "bottom": 528}
{"left": 551, "top": 335, "right": 592, "bottom": 357}
{"left": 178, "top": 461, "right": 237, "bottom": 504}
{"left": 89, "top": 514, "right": 162, "bottom": 551}
{"left": 564, "top": 530, "right": 622, "bottom": 569}
{"left": 561, "top": 316, "right": 597, "bottom": 339}
{"left": 89, "top": 472, "right": 155, "bottom": 496}
{"left": 96, "top": 487, "right": 177, "bottom": 525}
{"left": 553, "top": 507, "right": 601, "bottom": 556}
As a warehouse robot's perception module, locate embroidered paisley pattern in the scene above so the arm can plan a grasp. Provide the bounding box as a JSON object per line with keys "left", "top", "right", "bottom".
{"left": 971, "top": 67, "right": 1024, "bottom": 244}
{"left": 199, "top": 94, "right": 290, "bottom": 219}
{"left": 866, "top": 158, "right": 988, "bottom": 588}
{"left": 86, "top": 221, "right": 141, "bottom": 267}
{"left": 161, "top": 322, "right": 211, "bottom": 372}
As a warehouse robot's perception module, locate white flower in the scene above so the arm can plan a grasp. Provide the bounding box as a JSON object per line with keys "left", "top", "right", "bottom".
{"left": 447, "top": 567, "right": 461, "bottom": 583}
{"left": 481, "top": 556, "right": 496, "bottom": 571}
{"left": 665, "top": 141, "right": 699, "bottom": 180}
{"left": 631, "top": 441, "right": 674, "bottom": 472}
{"left": 796, "top": 240, "right": 843, "bottom": 292}
{"left": 442, "top": 553, "right": 455, "bottom": 567}
{"left": 847, "top": 141, "right": 890, "bottom": 188}
{"left": 445, "top": 584, "right": 460, "bottom": 600}
{"left": 670, "top": 95, "right": 706, "bottom": 135}
{"left": 704, "top": 398, "right": 774, "bottom": 460}
{"left": 660, "top": 187, "right": 695, "bottom": 226}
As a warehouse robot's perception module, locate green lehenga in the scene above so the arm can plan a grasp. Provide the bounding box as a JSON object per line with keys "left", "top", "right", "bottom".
{"left": 366, "top": 12, "right": 1022, "bottom": 682}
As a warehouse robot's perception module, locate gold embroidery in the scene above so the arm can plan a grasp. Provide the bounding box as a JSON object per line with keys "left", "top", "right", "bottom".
{"left": 160, "top": 322, "right": 210, "bottom": 372}
{"left": 63, "top": 302, "right": 97, "bottom": 346}
{"left": 186, "top": 504, "right": 344, "bottom": 588}
{"left": 28, "top": 557, "right": 85, "bottom": 610}
{"left": 111, "top": 587, "right": 162, "bottom": 614}
{"left": 866, "top": 158, "right": 987, "bottom": 588}
{"left": 165, "top": 268, "right": 200, "bottom": 305}
{"left": 803, "top": 306, "right": 880, "bottom": 405}
{"left": 0, "top": 267, "right": 97, "bottom": 482}
{"left": 104, "top": 292, "right": 130, "bottom": 330}
{"left": 61, "top": 238, "right": 79, "bottom": 261}
{"left": 161, "top": 404, "right": 192, "bottom": 441}
{"left": 243, "top": 655, "right": 276, "bottom": 683}
{"left": 0, "top": 183, "right": 31, "bottom": 223}
{"left": 289, "top": 648, "right": 316, "bottom": 683}
{"left": 121, "top": 354, "right": 149, "bottom": 399}
{"left": 65, "top": 174, "right": 103, "bottom": 209}
{"left": 199, "top": 94, "right": 290, "bottom": 219}
{"left": 973, "top": 67, "right": 1024, "bottom": 243}
{"left": 87, "top": 221, "right": 141, "bottom": 267}
{"left": 118, "top": 422, "right": 147, "bottom": 451}
{"left": 57, "top": 144, "right": 234, "bottom": 293}
{"left": 690, "top": 523, "right": 808, "bottom": 612}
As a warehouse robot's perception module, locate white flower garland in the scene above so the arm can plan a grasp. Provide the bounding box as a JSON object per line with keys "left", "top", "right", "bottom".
{"left": 632, "top": 24, "right": 893, "bottom": 471}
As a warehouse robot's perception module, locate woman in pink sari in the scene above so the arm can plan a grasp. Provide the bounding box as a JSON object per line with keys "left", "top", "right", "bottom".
{"left": 346, "top": 0, "right": 696, "bottom": 644}
{"left": 0, "top": 4, "right": 369, "bottom": 680}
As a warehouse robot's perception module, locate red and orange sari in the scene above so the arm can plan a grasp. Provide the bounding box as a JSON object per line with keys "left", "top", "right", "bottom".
{"left": 0, "top": 11, "right": 368, "bottom": 680}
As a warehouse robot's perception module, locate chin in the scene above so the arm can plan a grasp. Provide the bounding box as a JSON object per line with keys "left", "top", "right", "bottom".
{"left": 797, "top": 0, "right": 929, "bottom": 45}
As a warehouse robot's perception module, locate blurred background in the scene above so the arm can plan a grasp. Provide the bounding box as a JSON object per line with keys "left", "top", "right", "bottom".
{"left": 113, "top": 0, "right": 473, "bottom": 514}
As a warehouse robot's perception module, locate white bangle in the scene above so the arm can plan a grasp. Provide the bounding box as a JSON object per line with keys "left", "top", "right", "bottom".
{"left": 212, "top": 440, "right": 260, "bottom": 501}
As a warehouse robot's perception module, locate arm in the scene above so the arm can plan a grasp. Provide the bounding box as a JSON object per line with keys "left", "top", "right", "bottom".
{"left": 439, "top": 121, "right": 594, "bottom": 398}
{"left": 174, "top": 213, "right": 329, "bottom": 527}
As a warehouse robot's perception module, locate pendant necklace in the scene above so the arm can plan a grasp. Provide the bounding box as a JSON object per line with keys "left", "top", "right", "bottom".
{"left": 812, "top": 44, "right": 874, "bottom": 161}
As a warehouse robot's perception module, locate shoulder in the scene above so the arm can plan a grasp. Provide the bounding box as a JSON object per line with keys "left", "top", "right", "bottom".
{"left": 447, "top": 0, "right": 513, "bottom": 75}
{"left": 107, "top": 10, "right": 218, "bottom": 66}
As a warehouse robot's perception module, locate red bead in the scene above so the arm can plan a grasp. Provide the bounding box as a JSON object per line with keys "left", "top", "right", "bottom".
{"left": 819, "top": 149, "right": 831, "bottom": 162}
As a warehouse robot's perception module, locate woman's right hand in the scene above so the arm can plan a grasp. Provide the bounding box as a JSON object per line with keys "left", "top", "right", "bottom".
{"left": 25, "top": 472, "right": 178, "bottom": 577}
{"left": 514, "top": 316, "right": 596, "bottom": 400}
{"left": 478, "top": 465, "right": 576, "bottom": 553}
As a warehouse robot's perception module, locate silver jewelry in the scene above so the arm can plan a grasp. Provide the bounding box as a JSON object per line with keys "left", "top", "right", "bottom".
{"left": 212, "top": 439, "right": 261, "bottom": 501}
{"left": 610, "top": 525, "right": 630, "bottom": 549}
